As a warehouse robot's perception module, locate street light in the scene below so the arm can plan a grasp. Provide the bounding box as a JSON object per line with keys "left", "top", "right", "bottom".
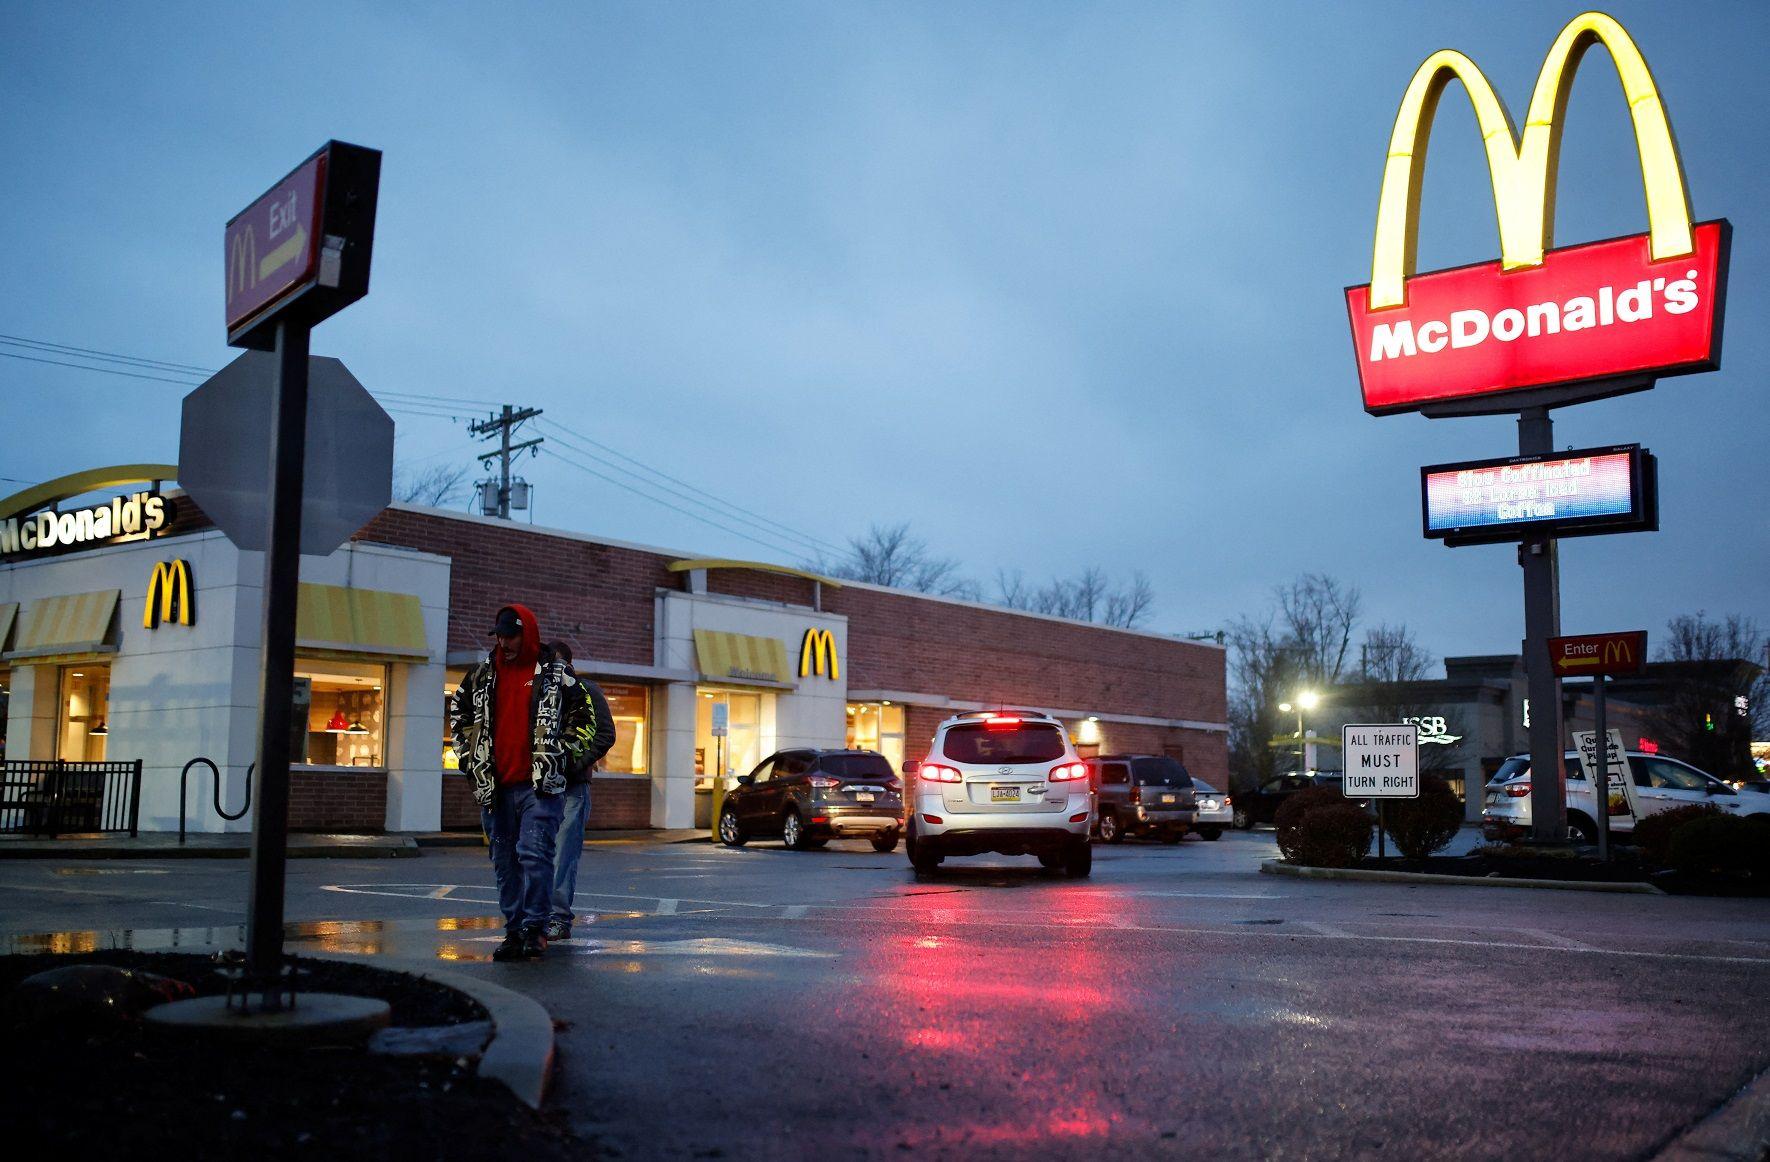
{"left": 1278, "top": 690, "right": 1319, "bottom": 773}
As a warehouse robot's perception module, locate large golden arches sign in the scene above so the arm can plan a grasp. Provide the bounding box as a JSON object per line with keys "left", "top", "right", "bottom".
{"left": 1370, "top": 10, "right": 1693, "bottom": 309}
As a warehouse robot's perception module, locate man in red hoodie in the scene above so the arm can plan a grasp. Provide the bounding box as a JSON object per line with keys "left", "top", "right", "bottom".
{"left": 449, "top": 604, "right": 597, "bottom": 960}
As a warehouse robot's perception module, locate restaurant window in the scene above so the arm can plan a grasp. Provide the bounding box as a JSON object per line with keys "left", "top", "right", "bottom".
{"left": 441, "top": 667, "right": 468, "bottom": 770}
{"left": 0, "top": 667, "right": 10, "bottom": 763}
{"left": 695, "top": 689, "right": 764, "bottom": 790}
{"left": 59, "top": 664, "right": 111, "bottom": 762}
{"left": 846, "top": 702, "right": 905, "bottom": 772}
{"left": 600, "top": 683, "right": 651, "bottom": 775}
{"left": 295, "top": 658, "right": 387, "bottom": 768}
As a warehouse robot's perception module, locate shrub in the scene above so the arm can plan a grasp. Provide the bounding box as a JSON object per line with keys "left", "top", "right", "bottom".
{"left": 1668, "top": 814, "right": 1758, "bottom": 878}
{"left": 1381, "top": 773, "right": 1464, "bottom": 859}
{"left": 1631, "top": 804, "right": 1725, "bottom": 867}
{"left": 1293, "top": 804, "right": 1374, "bottom": 868}
{"left": 1274, "top": 787, "right": 1347, "bottom": 863}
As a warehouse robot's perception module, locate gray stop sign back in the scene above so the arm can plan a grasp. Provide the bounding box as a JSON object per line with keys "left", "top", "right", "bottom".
{"left": 179, "top": 352, "right": 393, "bottom": 554}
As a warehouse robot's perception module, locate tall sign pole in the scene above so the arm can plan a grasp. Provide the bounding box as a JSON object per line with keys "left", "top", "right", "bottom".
{"left": 244, "top": 319, "right": 310, "bottom": 981}
{"left": 222, "top": 141, "right": 381, "bottom": 1003}
{"left": 1551, "top": 631, "right": 1648, "bottom": 861}
{"left": 1345, "top": 13, "right": 1728, "bottom": 845}
{"left": 1516, "top": 408, "right": 1565, "bottom": 843}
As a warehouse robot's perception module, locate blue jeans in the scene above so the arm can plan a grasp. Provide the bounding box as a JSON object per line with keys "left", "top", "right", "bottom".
{"left": 551, "top": 782, "right": 591, "bottom": 924}
{"left": 483, "top": 784, "right": 563, "bottom": 934}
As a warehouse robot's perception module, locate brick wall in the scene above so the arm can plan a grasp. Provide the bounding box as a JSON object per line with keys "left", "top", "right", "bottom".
{"left": 290, "top": 770, "right": 388, "bottom": 832}
{"left": 440, "top": 772, "right": 652, "bottom": 831}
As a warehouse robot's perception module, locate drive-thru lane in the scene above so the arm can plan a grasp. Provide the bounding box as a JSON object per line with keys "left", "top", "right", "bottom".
{"left": 1, "top": 832, "right": 1767, "bottom": 1159}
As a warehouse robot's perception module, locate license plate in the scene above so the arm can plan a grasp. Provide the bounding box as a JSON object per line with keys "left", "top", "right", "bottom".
{"left": 855, "top": 792, "right": 875, "bottom": 803}
{"left": 991, "top": 786, "right": 1020, "bottom": 803}
{"left": 1161, "top": 793, "right": 1176, "bottom": 804}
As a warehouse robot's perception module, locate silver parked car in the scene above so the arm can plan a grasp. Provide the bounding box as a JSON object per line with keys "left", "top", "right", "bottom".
{"left": 1190, "top": 778, "right": 1232, "bottom": 840}
{"left": 903, "top": 710, "right": 1094, "bottom": 877}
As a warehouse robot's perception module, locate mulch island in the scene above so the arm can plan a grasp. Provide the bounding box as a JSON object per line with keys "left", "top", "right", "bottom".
{"left": 0, "top": 951, "right": 586, "bottom": 1161}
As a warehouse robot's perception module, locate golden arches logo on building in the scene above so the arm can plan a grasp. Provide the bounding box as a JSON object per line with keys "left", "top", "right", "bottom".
{"left": 144, "top": 559, "right": 195, "bottom": 629}
{"left": 798, "top": 627, "right": 839, "bottom": 681}
{"left": 227, "top": 225, "right": 258, "bottom": 305}
{"left": 1369, "top": 10, "right": 1692, "bottom": 310}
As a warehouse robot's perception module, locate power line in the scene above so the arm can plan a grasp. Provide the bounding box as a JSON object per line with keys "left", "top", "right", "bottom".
{"left": 0, "top": 333, "right": 215, "bottom": 375}
{"left": 0, "top": 348, "right": 204, "bottom": 386}
{"left": 539, "top": 446, "right": 810, "bottom": 561}
{"left": 540, "top": 418, "right": 843, "bottom": 557}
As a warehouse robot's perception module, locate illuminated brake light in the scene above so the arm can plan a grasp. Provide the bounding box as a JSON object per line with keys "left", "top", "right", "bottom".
{"left": 984, "top": 716, "right": 1022, "bottom": 730}
{"left": 1506, "top": 782, "right": 1532, "bottom": 798}
{"left": 1048, "top": 761, "right": 1088, "bottom": 782}
{"left": 920, "top": 764, "right": 963, "bottom": 783}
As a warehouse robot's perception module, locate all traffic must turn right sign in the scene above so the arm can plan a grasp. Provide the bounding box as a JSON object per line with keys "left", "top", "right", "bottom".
{"left": 1342, "top": 724, "right": 1420, "bottom": 798}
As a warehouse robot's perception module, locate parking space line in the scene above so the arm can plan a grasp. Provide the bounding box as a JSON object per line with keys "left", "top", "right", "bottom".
{"left": 1512, "top": 927, "right": 1598, "bottom": 951}
{"left": 1295, "top": 921, "right": 1353, "bottom": 938}
{"left": 655, "top": 898, "right": 679, "bottom": 915}
{"left": 780, "top": 905, "right": 810, "bottom": 919}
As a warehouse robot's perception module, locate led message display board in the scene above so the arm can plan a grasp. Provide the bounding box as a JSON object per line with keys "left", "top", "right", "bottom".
{"left": 1420, "top": 444, "right": 1656, "bottom": 545}
{"left": 1346, "top": 12, "right": 1730, "bottom": 414}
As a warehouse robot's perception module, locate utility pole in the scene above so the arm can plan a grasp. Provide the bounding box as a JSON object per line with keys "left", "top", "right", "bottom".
{"left": 468, "top": 404, "right": 542, "bottom": 519}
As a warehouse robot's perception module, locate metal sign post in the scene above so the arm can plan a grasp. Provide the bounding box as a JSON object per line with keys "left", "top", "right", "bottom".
{"left": 1593, "top": 673, "right": 1609, "bottom": 860}
{"left": 244, "top": 318, "right": 310, "bottom": 990}
{"left": 1552, "top": 630, "right": 1648, "bottom": 857}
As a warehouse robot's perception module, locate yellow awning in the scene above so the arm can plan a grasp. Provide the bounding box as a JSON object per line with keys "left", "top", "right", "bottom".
{"left": 8, "top": 590, "right": 120, "bottom": 658}
{"left": 693, "top": 629, "right": 791, "bottom": 684}
{"left": 296, "top": 583, "right": 430, "bottom": 660}
{"left": 0, "top": 603, "right": 15, "bottom": 651}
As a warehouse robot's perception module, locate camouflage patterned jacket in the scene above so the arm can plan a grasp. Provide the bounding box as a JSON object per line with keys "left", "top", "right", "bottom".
{"left": 448, "top": 646, "right": 597, "bottom": 806}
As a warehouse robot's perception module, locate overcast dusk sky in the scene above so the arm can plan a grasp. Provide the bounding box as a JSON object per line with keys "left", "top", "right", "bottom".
{"left": 2, "top": 1, "right": 1765, "bottom": 663}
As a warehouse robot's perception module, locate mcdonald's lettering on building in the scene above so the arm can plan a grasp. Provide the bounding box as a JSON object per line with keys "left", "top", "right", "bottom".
{"left": 1346, "top": 12, "right": 1731, "bottom": 415}
{"left": 800, "top": 627, "right": 839, "bottom": 680}
{"left": 1547, "top": 631, "right": 1648, "bottom": 679}
{"left": 143, "top": 560, "right": 195, "bottom": 629}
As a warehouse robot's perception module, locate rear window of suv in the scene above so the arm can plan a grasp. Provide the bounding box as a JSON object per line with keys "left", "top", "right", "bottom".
{"left": 1132, "top": 757, "right": 1193, "bottom": 787}
{"left": 817, "top": 753, "right": 893, "bottom": 780}
{"left": 943, "top": 722, "right": 1067, "bottom": 764}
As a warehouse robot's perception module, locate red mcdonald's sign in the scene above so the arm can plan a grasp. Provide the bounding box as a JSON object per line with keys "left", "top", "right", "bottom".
{"left": 1547, "top": 631, "right": 1648, "bottom": 679}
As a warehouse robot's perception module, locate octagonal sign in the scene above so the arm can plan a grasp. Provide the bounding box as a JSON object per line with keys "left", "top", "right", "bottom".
{"left": 179, "top": 352, "right": 393, "bottom": 554}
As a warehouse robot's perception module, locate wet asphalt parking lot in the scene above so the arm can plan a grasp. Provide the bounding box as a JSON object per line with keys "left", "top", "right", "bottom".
{"left": 2, "top": 829, "right": 1768, "bottom": 1160}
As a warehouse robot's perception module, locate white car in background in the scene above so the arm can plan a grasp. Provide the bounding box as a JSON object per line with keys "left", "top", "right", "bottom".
{"left": 1481, "top": 750, "right": 1766, "bottom": 843}
{"left": 1189, "top": 778, "right": 1232, "bottom": 840}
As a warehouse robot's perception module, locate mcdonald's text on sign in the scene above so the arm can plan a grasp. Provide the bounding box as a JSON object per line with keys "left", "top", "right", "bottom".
{"left": 1547, "top": 631, "right": 1648, "bottom": 679}
{"left": 224, "top": 141, "right": 381, "bottom": 350}
{"left": 1347, "top": 12, "right": 1730, "bottom": 415}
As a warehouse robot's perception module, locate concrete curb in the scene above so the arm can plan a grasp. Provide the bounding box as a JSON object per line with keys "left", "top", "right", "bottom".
{"left": 299, "top": 951, "right": 554, "bottom": 1111}
{"left": 1260, "top": 858, "right": 1665, "bottom": 894}
{"left": 0, "top": 836, "right": 421, "bottom": 860}
{"left": 1653, "top": 1063, "right": 1770, "bottom": 1161}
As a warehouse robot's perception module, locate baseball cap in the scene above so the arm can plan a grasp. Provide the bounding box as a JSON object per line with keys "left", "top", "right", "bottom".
{"left": 490, "top": 608, "right": 523, "bottom": 638}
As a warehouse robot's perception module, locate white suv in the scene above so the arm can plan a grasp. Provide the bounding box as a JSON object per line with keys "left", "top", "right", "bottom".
{"left": 903, "top": 710, "right": 1094, "bottom": 877}
{"left": 1481, "top": 749, "right": 1765, "bottom": 843}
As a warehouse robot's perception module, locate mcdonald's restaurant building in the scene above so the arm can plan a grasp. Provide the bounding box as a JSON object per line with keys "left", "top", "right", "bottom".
{"left": 0, "top": 469, "right": 1228, "bottom": 835}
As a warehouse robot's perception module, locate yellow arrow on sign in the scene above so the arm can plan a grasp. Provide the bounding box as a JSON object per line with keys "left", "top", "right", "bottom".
{"left": 259, "top": 223, "right": 308, "bottom": 281}
{"left": 1558, "top": 655, "right": 1603, "bottom": 669}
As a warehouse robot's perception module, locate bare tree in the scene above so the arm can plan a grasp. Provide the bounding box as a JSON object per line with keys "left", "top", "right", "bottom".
{"left": 1642, "top": 612, "right": 1767, "bottom": 781}
{"left": 820, "top": 522, "right": 979, "bottom": 599}
{"left": 1276, "top": 574, "right": 1362, "bottom": 683}
{"left": 1359, "top": 623, "right": 1436, "bottom": 682}
{"left": 994, "top": 566, "right": 1155, "bottom": 629}
{"left": 395, "top": 462, "right": 472, "bottom": 507}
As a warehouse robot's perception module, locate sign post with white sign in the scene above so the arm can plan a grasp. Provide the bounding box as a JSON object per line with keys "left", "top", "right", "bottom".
{"left": 708, "top": 702, "right": 730, "bottom": 843}
{"left": 1342, "top": 723, "right": 1420, "bottom": 860}
{"left": 1572, "top": 728, "right": 1636, "bottom": 860}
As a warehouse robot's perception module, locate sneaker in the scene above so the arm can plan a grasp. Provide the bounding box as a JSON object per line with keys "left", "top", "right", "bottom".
{"left": 520, "top": 929, "right": 548, "bottom": 959}
{"left": 491, "top": 934, "right": 524, "bottom": 962}
{"left": 543, "top": 920, "right": 572, "bottom": 942}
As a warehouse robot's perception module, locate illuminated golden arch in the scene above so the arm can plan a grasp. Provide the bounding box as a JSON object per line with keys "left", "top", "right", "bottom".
{"left": 1370, "top": 10, "right": 1693, "bottom": 309}
{"left": 0, "top": 464, "right": 179, "bottom": 523}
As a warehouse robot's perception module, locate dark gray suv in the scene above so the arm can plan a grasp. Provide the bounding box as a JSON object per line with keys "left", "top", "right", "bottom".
{"left": 717, "top": 748, "right": 904, "bottom": 851}
{"left": 1087, "top": 754, "right": 1197, "bottom": 843}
